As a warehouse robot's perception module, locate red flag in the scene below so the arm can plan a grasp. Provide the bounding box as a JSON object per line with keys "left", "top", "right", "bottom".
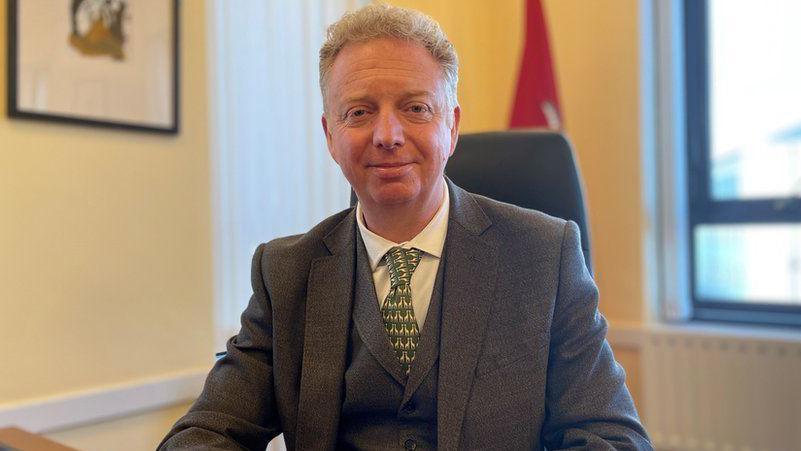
{"left": 509, "top": 0, "right": 562, "bottom": 129}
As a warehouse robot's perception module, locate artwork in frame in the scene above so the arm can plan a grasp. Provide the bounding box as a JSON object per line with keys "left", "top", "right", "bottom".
{"left": 7, "top": 0, "right": 179, "bottom": 134}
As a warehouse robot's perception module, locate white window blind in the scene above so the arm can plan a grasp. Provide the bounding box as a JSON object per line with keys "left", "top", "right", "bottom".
{"left": 207, "top": 0, "right": 366, "bottom": 349}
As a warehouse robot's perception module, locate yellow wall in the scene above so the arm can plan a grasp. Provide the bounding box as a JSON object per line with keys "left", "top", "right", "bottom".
{"left": 545, "top": 0, "right": 644, "bottom": 324}
{"left": 0, "top": 0, "right": 213, "bottom": 403}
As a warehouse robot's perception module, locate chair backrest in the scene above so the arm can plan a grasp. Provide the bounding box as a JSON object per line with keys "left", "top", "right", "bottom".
{"left": 446, "top": 130, "right": 592, "bottom": 274}
{"left": 349, "top": 130, "right": 592, "bottom": 274}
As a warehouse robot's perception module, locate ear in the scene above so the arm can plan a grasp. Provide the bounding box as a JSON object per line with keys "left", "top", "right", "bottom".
{"left": 321, "top": 114, "right": 338, "bottom": 162}
{"left": 448, "top": 105, "right": 461, "bottom": 157}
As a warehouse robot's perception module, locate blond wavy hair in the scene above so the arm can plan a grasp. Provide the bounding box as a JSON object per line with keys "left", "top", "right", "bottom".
{"left": 319, "top": 4, "right": 459, "bottom": 111}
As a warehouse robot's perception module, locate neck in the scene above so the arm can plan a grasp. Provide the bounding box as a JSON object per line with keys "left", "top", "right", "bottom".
{"left": 361, "top": 182, "right": 445, "bottom": 243}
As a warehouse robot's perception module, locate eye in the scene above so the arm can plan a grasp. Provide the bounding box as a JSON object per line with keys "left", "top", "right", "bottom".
{"left": 407, "top": 103, "right": 430, "bottom": 114}
{"left": 345, "top": 107, "right": 370, "bottom": 120}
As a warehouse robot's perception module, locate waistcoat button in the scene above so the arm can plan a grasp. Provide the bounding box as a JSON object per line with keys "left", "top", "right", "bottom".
{"left": 404, "top": 438, "right": 417, "bottom": 450}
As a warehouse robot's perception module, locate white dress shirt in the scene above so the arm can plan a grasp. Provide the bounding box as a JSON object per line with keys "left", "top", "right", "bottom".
{"left": 355, "top": 185, "right": 450, "bottom": 330}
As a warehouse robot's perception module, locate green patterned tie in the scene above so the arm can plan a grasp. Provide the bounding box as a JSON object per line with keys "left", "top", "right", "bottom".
{"left": 381, "top": 247, "right": 422, "bottom": 376}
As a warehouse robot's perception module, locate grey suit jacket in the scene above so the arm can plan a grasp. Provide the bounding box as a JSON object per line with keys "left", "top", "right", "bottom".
{"left": 160, "top": 180, "right": 652, "bottom": 450}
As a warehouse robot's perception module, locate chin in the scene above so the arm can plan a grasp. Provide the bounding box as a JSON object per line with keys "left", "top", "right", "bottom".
{"left": 364, "top": 183, "right": 420, "bottom": 207}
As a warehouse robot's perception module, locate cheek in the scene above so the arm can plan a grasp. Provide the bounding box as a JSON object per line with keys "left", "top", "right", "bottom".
{"left": 330, "top": 131, "right": 370, "bottom": 171}
{"left": 329, "top": 131, "right": 355, "bottom": 158}
{"left": 434, "top": 127, "right": 454, "bottom": 163}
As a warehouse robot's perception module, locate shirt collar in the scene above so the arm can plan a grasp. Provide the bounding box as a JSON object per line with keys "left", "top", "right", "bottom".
{"left": 356, "top": 183, "right": 450, "bottom": 271}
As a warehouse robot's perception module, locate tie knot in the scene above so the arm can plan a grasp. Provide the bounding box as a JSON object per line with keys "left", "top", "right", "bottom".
{"left": 384, "top": 247, "right": 421, "bottom": 288}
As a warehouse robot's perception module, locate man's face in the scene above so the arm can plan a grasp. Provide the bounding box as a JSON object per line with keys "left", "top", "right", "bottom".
{"left": 322, "top": 38, "right": 460, "bottom": 213}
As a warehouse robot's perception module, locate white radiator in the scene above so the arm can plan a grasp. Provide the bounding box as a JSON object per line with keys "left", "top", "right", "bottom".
{"left": 642, "top": 327, "right": 801, "bottom": 451}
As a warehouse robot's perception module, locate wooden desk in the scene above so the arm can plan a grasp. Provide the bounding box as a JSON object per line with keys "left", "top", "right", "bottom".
{"left": 0, "top": 427, "right": 76, "bottom": 451}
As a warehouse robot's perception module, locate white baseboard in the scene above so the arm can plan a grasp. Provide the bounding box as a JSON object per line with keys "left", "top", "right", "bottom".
{"left": 607, "top": 320, "right": 801, "bottom": 348}
{"left": 0, "top": 367, "right": 208, "bottom": 433}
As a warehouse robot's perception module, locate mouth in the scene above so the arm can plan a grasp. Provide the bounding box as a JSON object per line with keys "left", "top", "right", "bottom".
{"left": 368, "top": 162, "right": 414, "bottom": 178}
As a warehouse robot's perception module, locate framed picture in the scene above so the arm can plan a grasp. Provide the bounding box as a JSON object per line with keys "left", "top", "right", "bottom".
{"left": 7, "top": 0, "right": 179, "bottom": 134}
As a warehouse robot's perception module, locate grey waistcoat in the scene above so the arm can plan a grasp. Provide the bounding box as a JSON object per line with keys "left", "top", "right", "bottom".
{"left": 337, "top": 237, "right": 445, "bottom": 450}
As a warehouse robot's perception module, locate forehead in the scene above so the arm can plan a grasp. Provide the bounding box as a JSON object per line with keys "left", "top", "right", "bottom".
{"left": 326, "top": 38, "right": 445, "bottom": 102}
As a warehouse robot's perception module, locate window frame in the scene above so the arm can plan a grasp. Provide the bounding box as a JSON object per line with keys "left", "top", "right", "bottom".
{"left": 684, "top": 0, "right": 801, "bottom": 327}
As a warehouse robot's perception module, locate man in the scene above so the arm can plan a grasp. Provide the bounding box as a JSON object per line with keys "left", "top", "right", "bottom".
{"left": 161, "top": 4, "right": 651, "bottom": 450}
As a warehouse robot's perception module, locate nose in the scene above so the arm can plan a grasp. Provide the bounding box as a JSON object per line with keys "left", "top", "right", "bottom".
{"left": 372, "top": 110, "right": 405, "bottom": 150}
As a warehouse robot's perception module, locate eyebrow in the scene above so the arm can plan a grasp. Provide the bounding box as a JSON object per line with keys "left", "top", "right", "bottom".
{"left": 340, "top": 90, "right": 436, "bottom": 106}
{"left": 403, "top": 90, "right": 435, "bottom": 99}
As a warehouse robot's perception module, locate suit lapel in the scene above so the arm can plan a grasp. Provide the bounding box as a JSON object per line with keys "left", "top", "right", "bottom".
{"left": 438, "top": 181, "right": 498, "bottom": 450}
{"left": 294, "top": 212, "right": 357, "bottom": 451}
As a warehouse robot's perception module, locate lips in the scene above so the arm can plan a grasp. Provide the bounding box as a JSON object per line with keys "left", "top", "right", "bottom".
{"left": 368, "top": 162, "right": 413, "bottom": 178}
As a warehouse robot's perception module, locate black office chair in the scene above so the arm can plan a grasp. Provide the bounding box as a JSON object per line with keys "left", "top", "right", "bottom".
{"left": 349, "top": 130, "right": 593, "bottom": 274}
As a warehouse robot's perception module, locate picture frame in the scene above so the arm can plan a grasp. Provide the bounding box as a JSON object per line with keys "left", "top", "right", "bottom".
{"left": 7, "top": 0, "right": 179, "bottom": 134}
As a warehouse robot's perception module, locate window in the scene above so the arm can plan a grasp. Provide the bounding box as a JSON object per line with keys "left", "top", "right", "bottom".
{"left": 684, "top": 0, "right": 801, "bottom": 326}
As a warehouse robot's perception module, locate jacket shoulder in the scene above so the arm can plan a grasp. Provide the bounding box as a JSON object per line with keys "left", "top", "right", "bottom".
{"left": 470, "top": 193, "right": 567, "bottom": 240}
{"left": 258, "top": 207, "right": 353, "bottom": 277}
